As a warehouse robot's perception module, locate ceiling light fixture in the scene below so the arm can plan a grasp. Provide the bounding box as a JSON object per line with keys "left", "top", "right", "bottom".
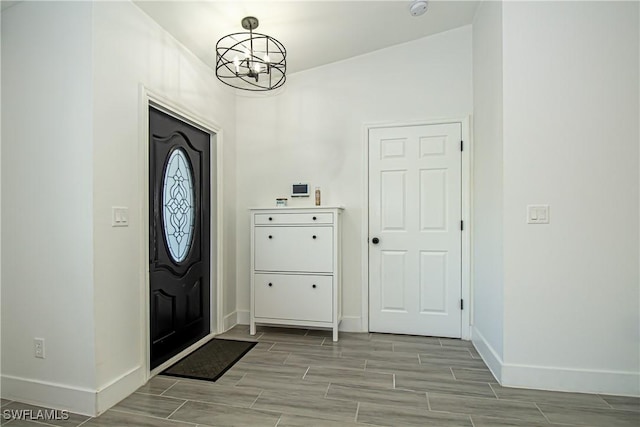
{"left": 215, "top": 16, "right": 286, "bottom": 91}
{"left": 409, "top": 0, "right": 429, "bottom": 17}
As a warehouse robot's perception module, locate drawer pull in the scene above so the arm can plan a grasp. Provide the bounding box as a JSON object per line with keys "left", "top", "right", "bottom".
{"left": 268, "top": 217, "right": 273, "bottom": 221}
{"left": 312, "top": 284, "right": 317, "bottom": 289}
{"left": 312, "top": 216, "right": 317, "bottom": 220}
{"left": 268, "top": 235, "right": 273, "bottom": 239}
{"left": 268, "top": 283, "right": 273, "bottom": 287}
{"left": 312, "top": 235, "right": 317, "bottom": 239}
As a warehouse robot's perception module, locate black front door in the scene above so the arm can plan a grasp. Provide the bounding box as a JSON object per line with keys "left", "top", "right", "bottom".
{"left": 149, "top": 106, "right": 210, "bottom": 369}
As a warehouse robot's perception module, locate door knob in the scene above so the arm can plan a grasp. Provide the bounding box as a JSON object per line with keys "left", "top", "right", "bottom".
{"left": 372, "top": 237, "right": 380, "bottom": 244}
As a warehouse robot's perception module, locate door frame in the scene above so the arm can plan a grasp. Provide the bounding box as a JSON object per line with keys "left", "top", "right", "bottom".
{"left": 361, "top": 117, "right": 472, "bottom": 340}
{"left": 139, "top": 86, "right": 225, "bottom": 379}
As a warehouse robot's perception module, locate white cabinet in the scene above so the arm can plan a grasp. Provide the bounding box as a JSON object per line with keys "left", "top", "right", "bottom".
{"left": 250, "top": 207, "right": 343, "bottom": 341}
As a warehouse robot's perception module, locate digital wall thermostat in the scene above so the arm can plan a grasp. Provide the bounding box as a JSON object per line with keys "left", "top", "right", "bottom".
{"left": 291, "top": 183, "right": 310, "bottom": 197}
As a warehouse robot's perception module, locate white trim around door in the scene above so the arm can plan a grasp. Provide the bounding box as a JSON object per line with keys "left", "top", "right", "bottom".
{"left": 139, "top": 86, "right": 225, "bottom": 380}
{"left": 361, "top": 117, "right": 472, "bottom": 340}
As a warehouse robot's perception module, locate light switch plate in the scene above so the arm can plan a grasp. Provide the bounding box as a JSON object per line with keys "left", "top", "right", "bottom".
{"left": 527, "top": 205, "right": 549, "bottom": 224}
{"left": 112, "top": 207, "right": 129, "bottom": 227}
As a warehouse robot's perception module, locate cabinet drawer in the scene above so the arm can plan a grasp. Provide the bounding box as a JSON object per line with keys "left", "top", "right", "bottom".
{"left": 254, "top": 226, "right": 333, "bottom": 273}
{"left": 255, "top": 212, "right": 333, "bottom": 225}
{"left": 253, "top": 274, "right": 332, "bottom": 322}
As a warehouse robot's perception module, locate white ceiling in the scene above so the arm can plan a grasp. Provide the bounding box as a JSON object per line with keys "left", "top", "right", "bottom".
{"left": 134, "top": 0, "right": 479, "bottom": 74}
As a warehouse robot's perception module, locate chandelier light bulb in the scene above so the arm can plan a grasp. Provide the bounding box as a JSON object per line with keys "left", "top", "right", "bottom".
{"left": 263, "top": 53, "right": 271, "bottom": 64}
{"left": 233, "top": 55, "right": 240, "bottom": 73}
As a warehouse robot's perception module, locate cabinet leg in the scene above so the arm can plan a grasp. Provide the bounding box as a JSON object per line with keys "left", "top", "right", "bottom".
{"left": 250, "top": 322, "right": 256, "bottom": 336}
{"left": 333, "top": 327, "right": 338, "bottom": 342}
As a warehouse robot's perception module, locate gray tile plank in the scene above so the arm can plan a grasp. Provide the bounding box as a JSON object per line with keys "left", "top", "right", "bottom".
{"left": 257, "top": 333, "right": 325, "bottom": 345}
{"left": 321, "top": 340, "right": 393, "bottom": 352}
{"left": 284, "top": 353, "right": 366, "bottom": 370}
{"left": 252, "top": 390, "right": 358, "bottom": 422}
{"left": 269, "top": 342, "right": 342, "bottom": 357}
{"left": 304, "top": 329, "right": 335, "bottom": 338}
{"left": 419, "top": 353, "right": 488, "bottom": 369}
{"left": 136, "top": 376, "right": 179, "bottom": 395}
{"left": 396, "top": 376, "right": 496, "bottom": 398}
{"left": 276, "top": 414, "right": 367, "bottom": 427}
{"left": 112, "top": 392, "right": 186, "bottom": 418}
{"left": 451, "top": 367, "right": 496, "bottom": 383}
{"left": 228, "top": 361, "right": 307, "bottom": 379}
{"left": 169, "top": 400, "right": 279, "bottom": 426}
{"left": 236, "top": 349, "right": 289, "bottom": 365}
{"left": 326, "top": 384, "right": 428, "bottom": 408}
{"left": 537, "top": 403, "right": 640, "bottom": 427}
{"left": 304, "top": 366, "right": 393, "bottom": 389}
{"left": 0, "top": 403, "right": 89, "bottom": 427}
{"left": 370, "top": 333, "right": 442, "bottom": 345}
{"left": 428, "top": 393, "right": 547, "bottom": 422}
{"left": 392, "top": 342, "right": 467, "bottom": 354}
{"left": 365, "top": 359, "right": 453, "bottom": 380}
{"left": 213, "top": 370, "right": 245, "bottom": 386}
{"left": 356, "top": 402, "right": 472, "bottom": 427}
{"left": 600, "top": 395, "right": 640, "bottom": 412}
{"left": 341, "top": 349, "right": 420, "bottom": 363}
{"left": 2, "top": 420, "right": 59, "bottom": 427}
{"left": 439, "top": 338, "right": 474, "bottom": 348}
{"left": 83, "top": 410, "right": 195, "bottom": 427}
{"left": 162, "top": 381, "right": 261, "bottom": 408}
{"left": 235, "top": 373, "right": 330, "bottom": 396}
{"left": 491, "top": 384, "right": 611, "bottom": 408}
{"left": 470, "top": 415, "right": 551, "bottom": 426}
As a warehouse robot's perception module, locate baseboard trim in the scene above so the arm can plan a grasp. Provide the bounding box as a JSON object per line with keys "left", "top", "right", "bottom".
{"left": 95, "top": 366, "right": 145, "bottom": 415}
{"left": 470, "top": 327, "right": 503, "bottom": 383}
{"left": 236, "top": 310, "right": 250, "bottom": 325}
{"left": 0, "top": 374, "right": 97, "bottom": 416}
{"left": 339, "top": 316, "right": 365, "bottom": 332}
{"left": 223, "top": 311, "right": 238, "bottom": 332}
{"left": 502, "top": 363, "right": 640, "bottom": 397}
{"left": 471, "top": 327, "right": 639, "bottom": 397}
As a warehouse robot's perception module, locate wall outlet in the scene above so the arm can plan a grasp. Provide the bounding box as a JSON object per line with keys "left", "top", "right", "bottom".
{"left": 34, "top": 337, "right": 45, "bottom": 359}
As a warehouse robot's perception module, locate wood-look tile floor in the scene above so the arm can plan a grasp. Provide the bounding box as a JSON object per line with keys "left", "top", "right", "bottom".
{"left": 2, "top": 325, "right": 638, "bottom": 426}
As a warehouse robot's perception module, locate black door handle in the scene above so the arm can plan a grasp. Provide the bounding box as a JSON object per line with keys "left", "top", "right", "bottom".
{"left": 312, "top": 284, "right": 316, "bottom": 289}
{"left": 268, "top": 235, "right": 273, "bottom": 239}
{"left": 312, "top": 235, "right": 317, "bottom": 239}
{"left": 268, "top": 283, "right": 273, "bottom": 287}
{"left": 372, "top": 237, "right": 380, "bottom": 244}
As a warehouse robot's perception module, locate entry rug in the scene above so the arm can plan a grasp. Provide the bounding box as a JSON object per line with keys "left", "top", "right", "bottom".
{"left": 161, "top": 338, "right": 257, "bottom": 382}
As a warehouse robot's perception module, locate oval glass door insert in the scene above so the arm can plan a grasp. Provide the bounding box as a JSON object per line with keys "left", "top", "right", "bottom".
{"left": 162, "top": 148, "right": 195, "bottom": 263}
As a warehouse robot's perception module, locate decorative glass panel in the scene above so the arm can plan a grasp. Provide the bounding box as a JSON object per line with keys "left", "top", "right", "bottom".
{"left": 162, "top": 148, "right": 195, "bottom": 263}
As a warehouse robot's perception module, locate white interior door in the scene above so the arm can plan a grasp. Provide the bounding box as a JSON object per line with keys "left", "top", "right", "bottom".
{"left": 368, "top": 123, "right": 462, "bottom": 337}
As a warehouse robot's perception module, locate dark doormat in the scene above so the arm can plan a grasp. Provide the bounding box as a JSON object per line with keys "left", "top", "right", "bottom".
{"left": 161, "top": 338, "right": 257, "bottom": 382}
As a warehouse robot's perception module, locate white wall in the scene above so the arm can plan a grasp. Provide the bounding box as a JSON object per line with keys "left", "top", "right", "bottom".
{"left": 235, "top": 26, "right": 473, "bottom": 328}
{"left": 471, "top": 0, "right": 504, "bottom": 375}
{"left": 1, "top": 0, "right": 97, "bottom": 407}
{"left": 501, "top": 1, "right": 639, "bottom": 395}
{"left": 91, "top": 0, "right": 237, "bottom": 411}
{"left": 1, "top": 0, "right": 237, "bottom": 415}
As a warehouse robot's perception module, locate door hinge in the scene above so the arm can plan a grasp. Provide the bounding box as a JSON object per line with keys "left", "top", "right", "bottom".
{"left": 461, "top": 299, "right": 464, "bottom": 310}
{"left": 460, "top": 220, "right": 464, "bottom": 231}
{"left": 460, "top": 140, "right": 464, "bottom": 151}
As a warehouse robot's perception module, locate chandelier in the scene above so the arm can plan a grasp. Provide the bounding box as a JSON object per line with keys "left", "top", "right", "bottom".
{"left": 215, "top": 16, "right": 287, "bottom": 91}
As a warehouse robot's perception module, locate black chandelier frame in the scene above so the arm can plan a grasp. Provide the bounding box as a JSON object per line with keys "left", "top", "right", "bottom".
{"left": 215, "top": 17, "right": 287, "bottom": 91}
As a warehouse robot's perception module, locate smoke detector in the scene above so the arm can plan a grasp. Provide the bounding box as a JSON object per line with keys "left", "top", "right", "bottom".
{"left": 409, "top": 0, "right": 429, "bottom": 17}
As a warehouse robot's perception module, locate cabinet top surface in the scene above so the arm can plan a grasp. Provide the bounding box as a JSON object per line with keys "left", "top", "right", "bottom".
{"left": 250, "top": 206, "right": 344, "bottom": 212}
